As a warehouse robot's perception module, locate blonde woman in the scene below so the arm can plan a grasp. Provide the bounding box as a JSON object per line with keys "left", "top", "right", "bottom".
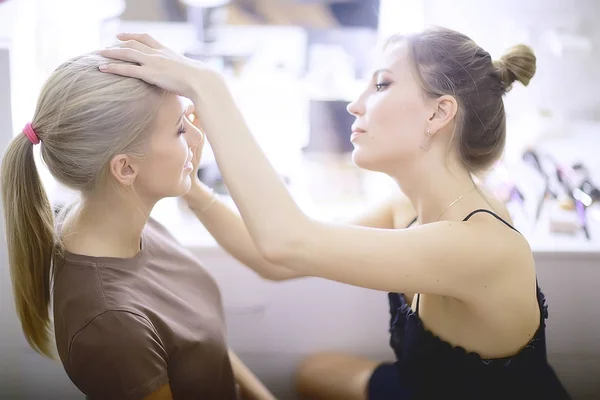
{"left": 99, "top": 27, "right": 569, "bottom": 400}
{"left": 1, "top": 53, "right": 276, "bottom": 400}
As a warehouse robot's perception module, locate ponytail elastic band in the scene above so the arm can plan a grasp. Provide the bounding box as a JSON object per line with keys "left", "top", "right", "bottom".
{"left": 23, "top": 122, "right": 40, "bottom": 145}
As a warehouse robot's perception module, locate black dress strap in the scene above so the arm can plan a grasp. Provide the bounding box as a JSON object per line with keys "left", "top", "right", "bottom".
{"left": 408, "top": 211, "right": 516, "bottom": 316}
{"left": 463, "top": 209, "right": 519, "bottom": 233}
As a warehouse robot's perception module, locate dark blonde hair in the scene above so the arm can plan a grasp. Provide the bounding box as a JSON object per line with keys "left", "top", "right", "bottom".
{"left": 388, "top": 26, "right": 536, "bottom": 173}
{"left": 1, "top": 53, "right": 166, "bottom": 357}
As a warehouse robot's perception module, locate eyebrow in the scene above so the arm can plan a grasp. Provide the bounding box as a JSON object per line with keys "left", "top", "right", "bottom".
{"left": 175, "top": 111, "right": 185, "bottom": 127}
{"left": 372, "top": 68, "right": 394, "bottom": 78}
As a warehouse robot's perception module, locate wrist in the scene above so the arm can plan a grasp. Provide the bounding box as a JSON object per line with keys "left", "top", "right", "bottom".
{"left": 190, "top": 73, "right": 232, "bottom": 112}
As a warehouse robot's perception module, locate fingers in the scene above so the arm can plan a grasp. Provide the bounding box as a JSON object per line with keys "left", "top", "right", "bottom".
{"left": 184, "top": 113, "right": 205, "bottom": 141}
{"left": 117, "top": 32, "right": 164, "bottom": 49}
{"left": 117, "top": 39, "right": 154, "bottom": 55}
{"left": 100, "top": 47, "right": 147, "bottom": 65}
{"left": 189, "top": 136, "right": 205, "bottom": 166}
{"left": 184, "top": 105, "right": 203, "bottom": 130}
{"left": 184, "top": 103, "right": 196, "bottom": 116}
{"left": 98, "top": 63, "right": 150, "bottom": 83}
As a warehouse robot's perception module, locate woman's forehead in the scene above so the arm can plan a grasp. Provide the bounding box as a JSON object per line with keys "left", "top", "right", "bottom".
{"left": 373, "top": 42, "right": 412, "bottom": 77}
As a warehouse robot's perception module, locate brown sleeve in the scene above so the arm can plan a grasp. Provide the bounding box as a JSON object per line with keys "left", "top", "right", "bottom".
{"left": 67, "top": 310, "right": 169, "bottom": 400}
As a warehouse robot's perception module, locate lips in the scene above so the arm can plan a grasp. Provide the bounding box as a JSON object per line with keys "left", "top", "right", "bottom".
{"left": 351, "top": 124, "right": 366, "bottom": 133}
{"left": 350, "top": 127, "right": 366, "bottom": 142}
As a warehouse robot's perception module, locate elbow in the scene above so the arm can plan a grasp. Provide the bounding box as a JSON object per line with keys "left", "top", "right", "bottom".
{"left": 253, "top": 259, "right": 304, "bottom": 282}
{"left": 257, "top": 218, "right": 313, "bottom": 267}
{"left": 257, "top": 230, "right": 304, "bottom": 266}
{"left": 258, "top": 239, "right": 295, "bottom": 265}
{"left": 260, "top": 274, "right": 282, "bottom": 282}
{"left": 258, "top": 248, "right": 308, "bottom": 281}
{"left": 259, "top": 271, "right": 296, "bottom": 282}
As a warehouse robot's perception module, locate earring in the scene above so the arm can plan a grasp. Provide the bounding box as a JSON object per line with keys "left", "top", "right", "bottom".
{"left": 427, "top": 129, "right": 433, "bottom": 139}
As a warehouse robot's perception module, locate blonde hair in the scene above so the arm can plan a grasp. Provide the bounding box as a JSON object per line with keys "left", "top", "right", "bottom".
{"left": 387, "top": 26, "right": 536, "bottom": 173}
{"left": 1, "top": 53, "right": 166, "bottom": 358}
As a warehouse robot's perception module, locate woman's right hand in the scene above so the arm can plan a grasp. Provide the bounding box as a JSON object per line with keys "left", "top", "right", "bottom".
{"left": 99, "top": 33, "right": 227, "bottom": 103}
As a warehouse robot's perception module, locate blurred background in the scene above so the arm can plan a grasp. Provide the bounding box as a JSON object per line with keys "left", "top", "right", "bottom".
{"left": 1, "top": 0, "right": 599, "bottom": 398}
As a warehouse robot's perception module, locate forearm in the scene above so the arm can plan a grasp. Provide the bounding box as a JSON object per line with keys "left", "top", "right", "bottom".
{"left": 184, "top": 182, "right": 302, "bottom": 281}
{"left": 191, "top": 87, "right": 309, "bottom": 256}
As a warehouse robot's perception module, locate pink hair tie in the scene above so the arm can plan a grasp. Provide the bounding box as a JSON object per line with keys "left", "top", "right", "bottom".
{"left": 23, "top": 122, "right": 40, "bottom": 145}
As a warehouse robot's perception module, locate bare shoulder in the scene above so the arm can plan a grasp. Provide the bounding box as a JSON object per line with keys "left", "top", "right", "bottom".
{"left": 463, "top": 208, "right": 539, "bottom": 334}
{"left": 464, "top": 209, "right": 531, "bottom": 258}
{"left": 476, "top": 185, "right": 515, "bottom": 224}
{"left": 462, "top": 205, "right": 536, "bottom": 298}
{"left": 349, "top": 188, "right": 414, "bottom": 229}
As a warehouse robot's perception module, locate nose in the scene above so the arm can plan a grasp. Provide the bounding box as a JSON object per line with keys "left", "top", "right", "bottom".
{"left": 346, "top": 95, "right": 364, "bottom": 117}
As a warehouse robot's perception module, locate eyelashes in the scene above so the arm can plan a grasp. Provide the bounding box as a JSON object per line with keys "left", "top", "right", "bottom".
{"left": 375, "top": 82, "right": 391, "bottom": 91}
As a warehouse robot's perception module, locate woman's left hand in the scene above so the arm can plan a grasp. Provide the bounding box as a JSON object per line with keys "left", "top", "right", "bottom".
{"left": 99, "top": 33, "right": 225, "bottom": 102}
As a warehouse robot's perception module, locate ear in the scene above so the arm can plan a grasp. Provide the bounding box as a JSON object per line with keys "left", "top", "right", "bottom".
{"left": 109, "top": 154, "right": 139, "bottom": 186}
{"left": 427, "top": 95, "right": 458, "bottom": 135}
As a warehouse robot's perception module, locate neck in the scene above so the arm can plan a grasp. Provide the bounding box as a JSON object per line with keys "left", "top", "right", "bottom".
{"left": 392, "top": 157, "right": 476, "bottom": 224}
{"left": 69, "top": 190, "right": 155, "bottom": 258}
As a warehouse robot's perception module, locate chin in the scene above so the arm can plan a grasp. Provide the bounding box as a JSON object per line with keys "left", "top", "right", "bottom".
{"left": 351, "top": 149, "right": 384, "bottom": 172}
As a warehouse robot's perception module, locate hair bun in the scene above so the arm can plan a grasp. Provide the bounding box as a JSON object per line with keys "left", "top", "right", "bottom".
{"left": 493, "top": 44, "right": 536, "bottom": 92}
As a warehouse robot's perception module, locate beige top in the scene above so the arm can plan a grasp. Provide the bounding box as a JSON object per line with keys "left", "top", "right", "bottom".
{"left": 53, "top": 218, "right": 237, "bottom": 400}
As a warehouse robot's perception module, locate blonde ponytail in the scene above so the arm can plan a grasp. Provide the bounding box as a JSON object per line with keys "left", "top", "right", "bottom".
{"left": 1, "top": 133, "right": 56, "bottom": 358}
